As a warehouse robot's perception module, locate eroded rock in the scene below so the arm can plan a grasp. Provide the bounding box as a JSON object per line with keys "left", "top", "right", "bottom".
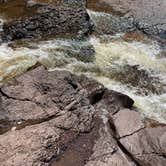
{"left": 1, "top": 0, "right": 94, "bottom": 41}
{"left": 88, "top": 0, "right": 166, "bottom": 39}
{"left": 113, "top": 109, "right": 145, "bottom": 138}
{"left": 0, "top": 65, "right": 165, "bottom": 166}
{"left": 0, "top": 65, "right": 95, "bottom": 165}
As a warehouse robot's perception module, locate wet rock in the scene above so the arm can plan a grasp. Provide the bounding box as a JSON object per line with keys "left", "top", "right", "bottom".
{"left": 0, "top": 65, "right": 96, "bottom": 165}
{"left": 122, "top": 30, "right": 149, "bottom": 42}
{"left": 1, "top": 0, "right": 94, "bottom": 41}
{"left": 112, "top": 108, "right": 166, "bottom": 166}
{"left": 51, "top": 117, "right": 100, "bottom": 166}
{"left": 75, "top": 74, "right": 134, "bottom": 111}
{"left": 110, "top": 64, "right": 165, "bottom": 95}
{"left": 97, "top": 90, "right": 134, "bottom": 115}
{"left": 88, "top": 0, "right": 166, "bottom": 39}
{"left": 89, "top": 9, "right": 135, "bottom": 35}
{"left": 75, "top": 75, "right": 105, "bottom": 105}
{"left": 0, "top": 66, "right": 95, "bottom": 133}
{"left": 103, "top": 90, "right": 134, "bottom": 109}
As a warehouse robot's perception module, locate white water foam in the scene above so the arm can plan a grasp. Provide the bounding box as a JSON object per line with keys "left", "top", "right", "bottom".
{"left": 0, "top": 6, "right": 165, "bottom": 124}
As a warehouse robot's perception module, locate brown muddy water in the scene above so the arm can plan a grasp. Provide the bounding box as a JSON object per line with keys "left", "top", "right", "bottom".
{"left": 0, "top": 0, "right": 34, "bottom": 20}
{"left": 0, "top": 0, "right": 60, "bottom": 20}
{"left": 87, "top": 0, "right": 124, "bottom": 16}
{"left": 0, "top": 1, "right": 166, "bottom": 124}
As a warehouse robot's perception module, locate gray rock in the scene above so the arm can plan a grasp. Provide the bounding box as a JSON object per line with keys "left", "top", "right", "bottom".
{"left": 1, "top": 1, "right": 94, "bottom": 41}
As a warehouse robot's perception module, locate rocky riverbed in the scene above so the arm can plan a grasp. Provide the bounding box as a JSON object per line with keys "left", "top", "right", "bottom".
{"left": 0, "top": 0, "right": 166, "bottom": 166}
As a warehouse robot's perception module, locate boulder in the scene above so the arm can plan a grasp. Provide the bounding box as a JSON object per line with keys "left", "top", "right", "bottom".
{"left": 1, "top": 0, "right": 94, "bottom": 41}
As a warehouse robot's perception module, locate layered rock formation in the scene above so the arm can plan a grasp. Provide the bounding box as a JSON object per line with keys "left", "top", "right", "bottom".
{"left": 0, "top": 65, "right": 165, "bottom": 166}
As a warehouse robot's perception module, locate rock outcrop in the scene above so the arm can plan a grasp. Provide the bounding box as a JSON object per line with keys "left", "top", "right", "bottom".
{"left": 88, "top": 0, "right": 166, "bottom": 39}
{"left": 1, "top": 0, "right": 94, "bottom": 41}
{"left": 0, "top": 65, "right": 165, "bottom": 166}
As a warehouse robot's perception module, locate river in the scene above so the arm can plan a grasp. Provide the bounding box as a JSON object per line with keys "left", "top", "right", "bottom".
{"left": 0, "top": 8, "right": 166, "bottom": 123}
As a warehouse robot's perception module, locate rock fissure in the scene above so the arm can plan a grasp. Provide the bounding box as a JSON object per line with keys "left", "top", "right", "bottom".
{"left": 0, "top": 1, "right": 166, "bottom": 165}
{"left": 0, "top": 108, "right": 65, "bottom": 135}
{"left": 115, "top": 138, "right": 142, "bottom": 166}
{"left": 0, "top": 88, "right": 31, "bottom": 103}
{"left": 119, "top": 127, "right": 146, "bottom": 139}
{"left": 105, "top": 114, "right": 142, "bottom": 166}
{"left": 134, "top": 152, "right": 165, "bottom": 156}
{"left": 13, "top": 112, "right": 65, "bottom": 130}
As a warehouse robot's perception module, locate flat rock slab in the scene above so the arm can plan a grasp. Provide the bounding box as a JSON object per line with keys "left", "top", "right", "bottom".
{"left": 0, "top": 65, "right": 165, "bottom": 166}
{"left": 113, "top": 109, "right": 145, "bottom": 138}
{"left": 120, "top": 126, "right": 166, "bottom": 166}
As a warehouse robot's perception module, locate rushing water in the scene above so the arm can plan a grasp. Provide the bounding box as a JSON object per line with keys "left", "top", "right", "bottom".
{"left": 0, "top": 10, "right": 166, "bottom": 123}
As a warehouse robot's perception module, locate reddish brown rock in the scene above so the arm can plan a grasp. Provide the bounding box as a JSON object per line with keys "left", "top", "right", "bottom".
{"left": 85, "top": 110, "right": 136, "bottom": 166}
{"left": 0, "top": 65, "right": 95, "bottom": 165}
{"left": 0, "top": 120, "right": 62, "bottom": 166}
{"left": 120, "top": 123, "right": 166, "bottom": 166}
{"left": 113, "top": 109, "right": 145, "bottom": 138}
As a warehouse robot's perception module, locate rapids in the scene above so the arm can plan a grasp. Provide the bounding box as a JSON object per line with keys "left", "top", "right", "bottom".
{"left": 0, "top": 10, "right": 166, "bottom": 123}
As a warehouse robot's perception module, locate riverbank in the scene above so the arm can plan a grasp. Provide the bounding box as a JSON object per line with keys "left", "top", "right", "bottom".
{"left": 0, "top": 1, "right": 166, "bottom": 166}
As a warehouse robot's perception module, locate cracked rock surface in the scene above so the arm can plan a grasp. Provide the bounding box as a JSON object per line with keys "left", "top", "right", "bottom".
{"left": 0, "top": 65, "right": 166, "bottom": 166}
